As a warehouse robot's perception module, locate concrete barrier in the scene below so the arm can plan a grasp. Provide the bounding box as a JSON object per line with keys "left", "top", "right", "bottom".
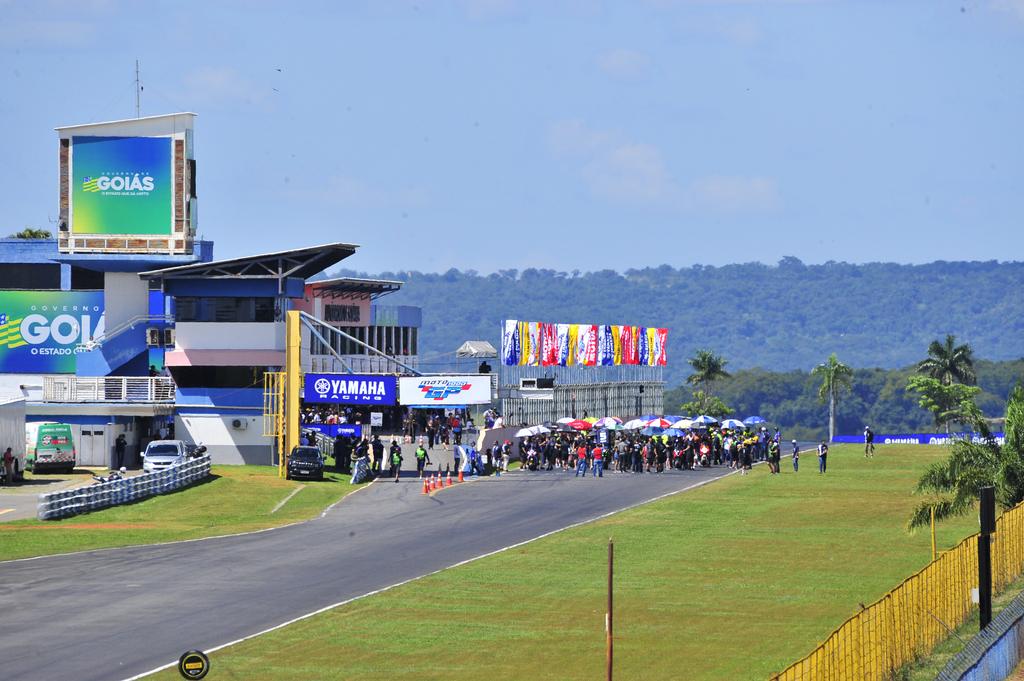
{"left": 936, "top": 590, "right": 1024, "bottom": 681}
{"left": 37, "top": 455, "right": 212, "bottom": 520}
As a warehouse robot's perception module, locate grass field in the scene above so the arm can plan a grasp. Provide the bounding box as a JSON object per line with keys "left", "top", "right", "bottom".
{"left": 0, "top": 464, "right": 363, "bottom": 561}
{"left": 145, "top": 444, "right": 986, "bottom": 681}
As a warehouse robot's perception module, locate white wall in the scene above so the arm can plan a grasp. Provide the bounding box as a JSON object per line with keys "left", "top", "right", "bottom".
{"left": 175, "top": 414, "right": 273, "bottom": 465}
{"left": 175, "top": 322, "right": 284, "bottom": 351}
{"left": 103, "top": 272, "right": 150, "bottom": 332}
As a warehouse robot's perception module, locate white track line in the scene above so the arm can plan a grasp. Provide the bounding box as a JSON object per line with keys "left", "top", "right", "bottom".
{"left": 269, "top": 486, "right": 304, "bottom": 514}
{"left": 120, "top": 469, "right": 738, "bottom": 681}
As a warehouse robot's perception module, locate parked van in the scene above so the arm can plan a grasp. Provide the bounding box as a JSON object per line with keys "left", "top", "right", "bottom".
{"left": 26, "top": 422, "right": 76, "bottom": 474}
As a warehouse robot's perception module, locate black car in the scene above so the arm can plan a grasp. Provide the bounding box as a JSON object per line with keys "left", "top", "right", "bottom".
{"left": 287, "top": 446, "right": 325, "bottom": 481}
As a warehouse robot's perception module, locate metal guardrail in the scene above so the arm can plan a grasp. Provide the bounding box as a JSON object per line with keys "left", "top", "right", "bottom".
{"left": 37, "top": 455, "right": 212, "bottom": 520}
{"left": 42, "top": 375, "right": 175, "bottom": 403}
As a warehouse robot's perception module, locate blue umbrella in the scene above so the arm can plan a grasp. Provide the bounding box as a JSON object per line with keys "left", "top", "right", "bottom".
{"left": 638, "top": 414, "right": 660, "bottom": 422}
{"left": 640, "top": 426, "right": 665, "bottom": 436}
{"left": 662, "top": 428, "right": 685, "bottom": 437}
{"left": 692, "top": 415, "right": 718, "bottom": 425}
{"left": 720, "top": 418, "right": 746, "bottom": 430}
{"left": 743, "top": 416, "right": 767, "bottom": 425}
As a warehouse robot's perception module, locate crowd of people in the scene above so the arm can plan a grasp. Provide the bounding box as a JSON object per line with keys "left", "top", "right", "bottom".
{"left": 511, "top": 425, "right": 811, "bottom": 477}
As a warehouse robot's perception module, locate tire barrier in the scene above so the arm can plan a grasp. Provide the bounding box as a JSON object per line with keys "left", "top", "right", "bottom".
{"left": 36, "top": 455, "right": 212, "bottom": 521}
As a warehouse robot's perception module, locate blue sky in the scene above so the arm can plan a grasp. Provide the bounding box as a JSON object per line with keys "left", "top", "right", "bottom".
{"left": 1, "top": 0, "right": 1022, "bottom": 273}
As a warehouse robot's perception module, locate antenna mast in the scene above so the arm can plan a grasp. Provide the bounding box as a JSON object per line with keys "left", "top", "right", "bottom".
{"left": 134, "top": 59, "right": 141, "bottom": 118}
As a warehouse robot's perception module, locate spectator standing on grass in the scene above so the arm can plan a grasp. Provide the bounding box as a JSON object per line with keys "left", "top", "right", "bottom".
{"left": 792, "top": 440, "right": 800, "bottom": 472}
{"left": 864, "top": 426, "right": 875, "bottom": 458}
{"left": 818, "top": 440, "right": 829, "bottom": 474}
{"left": 768, "top": 439, "right": 781, "bottom": 474}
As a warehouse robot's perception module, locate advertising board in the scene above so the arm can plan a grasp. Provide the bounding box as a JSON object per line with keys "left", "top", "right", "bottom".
{"left": 399, "top": 375, "right": 492, "bottom": 406}
{"left": 0, "top": 291, "right": 104, "bottom": 373}
{"left": 71, "top": 136, "right": 173, "bottom": 235}
{"left": 303, "top": 373, "right": 397, "bottom": 405}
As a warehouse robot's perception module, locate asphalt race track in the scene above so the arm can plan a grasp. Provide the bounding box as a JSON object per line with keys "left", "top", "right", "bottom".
{"left": 0, "top": 466, "right": 733, "bottom": 681}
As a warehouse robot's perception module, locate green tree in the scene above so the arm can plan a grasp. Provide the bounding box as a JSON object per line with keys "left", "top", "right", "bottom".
{"left": 906, "top": 375, "right": 982, "bottom": 433}
{"left": 812, "top": 353, "right": 854, "bottom": 442}
{"left": 9, "top": 228, "right": 51, "bottom": 239}
{"left": 916, "top": 334, "right": 976, "bottom": 386}
{"left": 908, "top": 385, "right": 1024, "bottom": 530}
{"left": 686, "top": 349, "right": 730, "bottom": 396}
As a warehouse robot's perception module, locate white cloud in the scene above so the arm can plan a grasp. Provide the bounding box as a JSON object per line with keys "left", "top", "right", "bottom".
{"left": 688, "top": 175, "right": 780, "bottom": 211}
{"left": 597, "top": 48, "right": 650, "bottom": 78}
{"left": 548, "top": 119, "right": 676, "bottom": 203}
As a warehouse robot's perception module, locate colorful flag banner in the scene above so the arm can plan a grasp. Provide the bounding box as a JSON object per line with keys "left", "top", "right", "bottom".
{"left": 557, "top": 323, "right": 571, "bottom": 366}
{"left": 501, "top": 319, "right": 667, "bottom": 368}
{"left": 655, "top": 328, "right": 668, "bottom": 366}
{"left": 502, "top": 319, "right": 520, "bottom": 365}
{"left": 598, "top": 325, "right": 615, "bottom": 366}
{"left": 518, "top": 320, "right": 530, "bottom": 366}
{"left": 612, "top": 325, "right": 623, "bottom": 365}
{"left": 528, "top": 322, "right": 541, "bottom": 366}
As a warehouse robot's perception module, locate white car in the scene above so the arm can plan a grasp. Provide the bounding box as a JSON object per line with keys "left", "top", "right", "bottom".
{"left": 142, "top": 440, "right": 187, "bottom": 473}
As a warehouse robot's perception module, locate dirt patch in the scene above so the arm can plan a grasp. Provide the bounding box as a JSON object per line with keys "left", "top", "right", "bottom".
{"left": 0, "top": 522, "right": 161, "bottom": 530}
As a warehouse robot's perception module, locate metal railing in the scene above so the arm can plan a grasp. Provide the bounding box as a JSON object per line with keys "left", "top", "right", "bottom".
{"left": 42, "top": 375, "right": 175, "bottom": 403}
{"left": 37, "top": 455, "right": 211, "bottom": 520}
{"left": 77, "top": 314, "right": 173, "bottom": 351}
{"left": 772, "top": 502, "right": 1024, "bottom": 681}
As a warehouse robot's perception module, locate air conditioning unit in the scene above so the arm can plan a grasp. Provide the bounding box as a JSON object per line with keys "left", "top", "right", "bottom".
{"left": 520, "top": 378, "right": 537, "bottom": 389}
{"left": 231, "top": 418, "right": 248, "bottom": 430}
{"left": 146, "top": 328, "right": 160, "bottom": 347}
{"left": 163, "top": 328, "right": 175, "bottom": 347}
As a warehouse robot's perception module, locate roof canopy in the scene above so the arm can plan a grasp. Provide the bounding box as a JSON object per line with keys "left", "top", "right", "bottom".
{"left": 307, "top": 276, "right": 403, "bottom": 300}
{"left": 140, "top": 243, "right": 358, "bottom": 291}
{"left": 456, "top": 340, "right": 497, "bottom": 358}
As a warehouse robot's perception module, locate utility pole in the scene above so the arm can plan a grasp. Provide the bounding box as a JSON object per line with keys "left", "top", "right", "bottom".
{"left": 979, "top": 486, "right": 995, "bottom": 630}
{"left": 134, "top": 59, "right": 141, "bottom": 118}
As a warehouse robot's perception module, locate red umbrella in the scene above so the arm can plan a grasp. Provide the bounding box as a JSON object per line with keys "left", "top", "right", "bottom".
{"left": 645, "top": 418, "right": 674, "bottom": 429}
{"left": 567, "top": 419, "right": 593, "bottom": 431}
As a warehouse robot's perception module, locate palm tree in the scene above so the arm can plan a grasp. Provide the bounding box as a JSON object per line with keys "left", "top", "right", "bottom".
{"left": 812, "top": 353, "right": 853, "bottom": 442}
{"left": 916, "top": 334, "right": 976, "bottom": 386}
{"left": 9, "top": 227, "right": 51, "bottom": 239}
{"left": 908, "top": 384, "right": 1024, "bottom": 530}
{"left": 686, "top": 349, "right": 730, "bottom": 396}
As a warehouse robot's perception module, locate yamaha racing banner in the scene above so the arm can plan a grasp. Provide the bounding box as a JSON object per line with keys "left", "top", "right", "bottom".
{"left": 303, "top": 373, "right": 397, "bottom": 405}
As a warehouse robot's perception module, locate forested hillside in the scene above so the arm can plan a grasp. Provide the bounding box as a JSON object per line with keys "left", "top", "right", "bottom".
{"left": 328, "top": 258, "right": 1024, "bottom": 387}
{"left": 663, "top": 359, "right": 1024, "bottom": 440}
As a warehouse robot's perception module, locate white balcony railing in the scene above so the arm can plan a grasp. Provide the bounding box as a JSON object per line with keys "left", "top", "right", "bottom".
{"left": 43, "top": 376, "right": 175, "bottom": 403}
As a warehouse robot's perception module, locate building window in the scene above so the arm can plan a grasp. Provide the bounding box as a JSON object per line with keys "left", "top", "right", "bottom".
{"left": 175, "top": 297, "right": 276, "bottom": 323}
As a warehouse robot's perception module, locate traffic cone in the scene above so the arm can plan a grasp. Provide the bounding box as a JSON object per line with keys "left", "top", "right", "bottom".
{"left": 431, "top": 473, "right": 438, "bottom": 491}
{"left": 458, "top": 468, "right": 464, "bottom": 483}
{"left": 422, "top": 477, "right": 429, "bottom": 495}
{"left": 445, "top": 471, "right": 452, "bottom": 487}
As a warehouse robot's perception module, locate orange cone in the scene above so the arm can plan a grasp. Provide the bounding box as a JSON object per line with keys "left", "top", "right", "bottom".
{"left": 457, "top": 468, "right": 464, "bottom": 483}
{"left": 431, "top": 473, "right": 438, "bottom": 491}
{"left": 422, "top": 478, "right": 429, "bottom": 495}
{"left": 445, "top": 472, "right": 452, "bottom": 487}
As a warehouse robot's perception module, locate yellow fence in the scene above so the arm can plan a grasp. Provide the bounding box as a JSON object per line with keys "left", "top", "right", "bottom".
{"left": 262, "top": 371, "right": 285, "bottom": 475}
{"left": 772, "top": 501, "right": 1024, "bottom": 681}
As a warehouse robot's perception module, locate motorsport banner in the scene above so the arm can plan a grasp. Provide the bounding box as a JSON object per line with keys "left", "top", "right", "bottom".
{"left": 399, "top": 375, "right": 492, "bottom": 405}
{"left": 303, "top": 373, "right": 397, "bottom": 405}
{"left": 0, "top": 291, "right": 105, "bottom": 373}
{"left": 502, "top": 320, "right": 667, "bottom": 367}
{"left": 71, "top": 136, "right": 173, "bottom": 235}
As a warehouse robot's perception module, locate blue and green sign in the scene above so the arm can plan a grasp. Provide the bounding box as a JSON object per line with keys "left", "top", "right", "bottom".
{"left": 72, "top": 136, "right": 172, "bottom": 235}
{"left": 0, "top": 291, "right": 105, "bottom": 373}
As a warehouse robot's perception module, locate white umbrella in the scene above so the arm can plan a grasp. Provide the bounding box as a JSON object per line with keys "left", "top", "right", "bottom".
{"left": 670, "top": 418, "right": 693, "bottom": 429}
{"left": 720, "top": 418, "right": 745, "bottom": 430}
{"left": 692, "top": 415, "right": 718, "bottom": 425}
{"left": 515, "top": 425, "right": 551, "bottom": 437}
{"left": 594, "top": 417, "right": 622, "bottom": 429}
{"left": 623, "top": 418, "right": 647, "bottom": 430}
{"left": 556, "top": 417, "right": 576, "bottom": 425}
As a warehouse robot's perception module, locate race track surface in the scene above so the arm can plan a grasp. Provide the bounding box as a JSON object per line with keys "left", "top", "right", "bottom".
{"left": 0, "top": 466, "right": 733, "bottom": 681}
